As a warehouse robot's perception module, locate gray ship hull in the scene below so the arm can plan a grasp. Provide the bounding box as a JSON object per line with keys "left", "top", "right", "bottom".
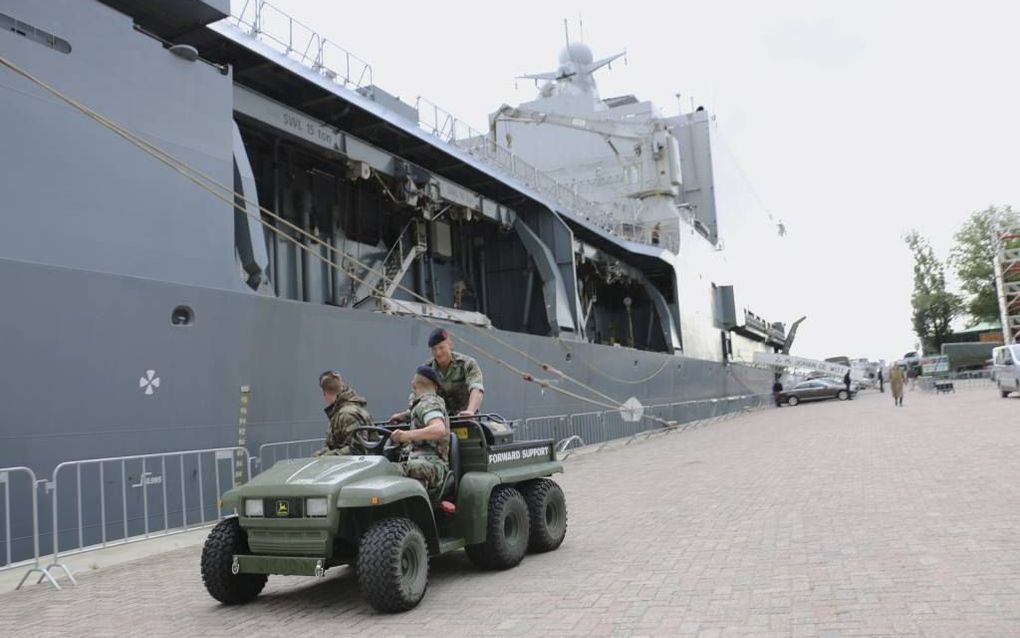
{"left": 1, "top": 256, "right": 769, "bottom": 563}
{"left": 1, "top": 255, "right": 769, "bottom": 471}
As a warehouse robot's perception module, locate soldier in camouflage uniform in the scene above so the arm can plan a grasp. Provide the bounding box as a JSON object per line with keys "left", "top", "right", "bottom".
{"left": 315, "top": 371, "right": 373, "bottom": 456}
{"left": 389, "top": 366, "right": 450, "bottom": 491}
{"left": 388, "top": 328, "right": 484, "bottom": 423}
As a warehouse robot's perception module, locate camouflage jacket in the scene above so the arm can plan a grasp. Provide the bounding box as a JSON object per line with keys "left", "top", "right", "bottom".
{"left": 317, "top": 386, "right": 372, "bottom": 455}
{"left": 426, "top": 351, "right": 484, "bottom": 414}
{"left": 407, "top": 392, "right": 450, "bottom": 462}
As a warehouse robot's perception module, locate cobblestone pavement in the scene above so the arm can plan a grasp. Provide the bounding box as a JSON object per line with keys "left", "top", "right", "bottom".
{"left": 3, "top": 388, "right": 1020, "bottom": 637}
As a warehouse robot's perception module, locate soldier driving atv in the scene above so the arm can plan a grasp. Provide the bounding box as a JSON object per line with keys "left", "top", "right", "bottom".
{"left": 202, "top": 366, "right": 567, "bottom": 613}
{"left": 388, "top": 365, "right": 450, "bottom": 491}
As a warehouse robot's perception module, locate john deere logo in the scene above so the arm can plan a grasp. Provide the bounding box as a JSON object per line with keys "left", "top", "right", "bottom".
{"left": 275, "top": 500, "right": 289, "bottom": 517}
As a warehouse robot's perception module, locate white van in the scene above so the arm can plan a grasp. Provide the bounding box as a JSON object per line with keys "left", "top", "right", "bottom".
{"left": 992, "top": 344, "right": 1020, "bottom": 398}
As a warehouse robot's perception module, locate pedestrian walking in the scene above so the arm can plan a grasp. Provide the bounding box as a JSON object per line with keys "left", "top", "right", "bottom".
{"left": 889, "top": 365, "right": 905, "bottom": 406}
{"left": 878, "top": 368, "right": 884, "bottom": 393}
{"left": 843, "top": 370, "right": 853, "bottom": 400}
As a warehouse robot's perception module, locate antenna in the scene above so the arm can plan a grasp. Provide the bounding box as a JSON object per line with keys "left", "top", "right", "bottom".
{"left": 563, "top": 19, "right": 570, "bottom": 47}
{"left": 579, "top": 13, "right": 584, "bottom": 42}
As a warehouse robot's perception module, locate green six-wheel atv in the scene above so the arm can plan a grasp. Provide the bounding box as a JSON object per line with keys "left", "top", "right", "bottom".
{"left": 201, "top": 415, "right": 567, "bottom": 612}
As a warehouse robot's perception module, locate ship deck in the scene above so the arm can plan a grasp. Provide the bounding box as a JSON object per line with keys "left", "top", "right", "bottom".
{"left": 3, "top": 387, "right": 1019, "bottom": 637}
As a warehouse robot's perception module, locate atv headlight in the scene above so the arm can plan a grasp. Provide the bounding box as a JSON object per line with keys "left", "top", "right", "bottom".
{"left": 244, "top": 499, "right": 264, "bottom": 517}
{"left": 305, "top": 497, "right": 328, "bottom": 517}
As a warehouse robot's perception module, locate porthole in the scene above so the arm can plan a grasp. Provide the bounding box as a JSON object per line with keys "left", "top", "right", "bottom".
{"left": 171, "top": 305, "right": 194, "bottom": 327}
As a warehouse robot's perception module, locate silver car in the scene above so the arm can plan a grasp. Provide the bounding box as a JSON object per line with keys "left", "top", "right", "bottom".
{"left": 778, "top": 379, "right": 854, "bottom": 406}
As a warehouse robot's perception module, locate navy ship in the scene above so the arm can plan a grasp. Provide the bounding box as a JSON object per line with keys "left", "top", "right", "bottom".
{"left": 0, "top": 1, "right": 788, "bottom": 562}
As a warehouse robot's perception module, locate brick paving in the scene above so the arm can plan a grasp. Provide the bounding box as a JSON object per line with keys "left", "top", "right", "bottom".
{"left": 3, "top": 388, "right": 1020, "bottom": 637}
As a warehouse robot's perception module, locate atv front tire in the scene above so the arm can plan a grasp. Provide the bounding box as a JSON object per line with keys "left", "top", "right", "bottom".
{"left": 356, "top": 517, "right": 429, "bottom": 613}
{"left": 200, "top": 517, "right": 267, "bottom": 605}
{"left": 465, "top": 485, "right": 530, "bottom": 570}
{"left": 521, "top": 479, "right": 568, "bottom": 553}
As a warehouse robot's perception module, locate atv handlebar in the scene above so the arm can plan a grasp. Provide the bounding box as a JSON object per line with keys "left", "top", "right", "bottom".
{"left": 352, "top": 425, "right": 405, "bottom": 454}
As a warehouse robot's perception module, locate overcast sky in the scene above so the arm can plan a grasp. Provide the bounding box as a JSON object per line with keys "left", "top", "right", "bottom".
{"left": 239, "top": 1, "right": 1020, "bottom": 362}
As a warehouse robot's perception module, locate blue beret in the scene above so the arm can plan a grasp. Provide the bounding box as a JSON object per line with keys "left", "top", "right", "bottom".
{"left": 428, "top": 328, "right": 449, "bottom": 348}
{"left": 415, "top": 365, "right": 442, "bottom": 388}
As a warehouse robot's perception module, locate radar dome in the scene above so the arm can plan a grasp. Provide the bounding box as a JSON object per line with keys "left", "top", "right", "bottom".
{"left": 559, "top": 42, "right": 594, "bottom": 66}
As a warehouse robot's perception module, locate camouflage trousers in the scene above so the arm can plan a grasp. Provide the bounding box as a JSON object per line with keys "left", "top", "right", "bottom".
{"left": 400, "top": 454, "right": 448, "bottom": 491}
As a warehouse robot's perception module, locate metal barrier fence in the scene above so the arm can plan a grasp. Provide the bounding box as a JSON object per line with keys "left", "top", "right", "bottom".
{"left": 254, "top": 438, "right": 322, "bottom": 475}
{"left": 516, "top": 394, "right": 769, "bottom": 457}
{"left": 919, "top": 374, "right": 996, "bottom": 392}
{"left": 43, "top": 446, "right": 249, "bottom": 587}
{"left": 241, "top": 399, "right": 750, "bottom": 469}
{"left": 0, "top": 467, "right": 60, "bottom": 589}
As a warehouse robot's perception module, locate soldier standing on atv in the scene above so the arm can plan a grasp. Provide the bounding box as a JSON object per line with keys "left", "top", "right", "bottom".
{"left": 389, "top": 328, "right": 484, "bottom": 423}
{"left": 389, "top": 366, "right": 450, "bottom": 490}
{"left": 315, "top": 371, "right": 373, "bottom": 456}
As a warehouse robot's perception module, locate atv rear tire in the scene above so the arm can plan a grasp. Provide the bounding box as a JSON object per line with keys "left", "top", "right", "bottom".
{"left": 356, "top": 517, "right": 429, "bottom": 613}
{"left": 520, "top": 479, "right": 567, "bottom": 553}
{"left": 464, "top": 485, "right": 530, "bottom": 570}
{"left": 200, "top": 517, "right": 267, "bottom": 605}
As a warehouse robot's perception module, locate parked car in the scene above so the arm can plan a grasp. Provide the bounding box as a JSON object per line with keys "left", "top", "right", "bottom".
{"left": 992, "top": 344, "right": 1020, "bottom": 398}
{"left": 778, "top": 379, "right": 855, "bottom": 406}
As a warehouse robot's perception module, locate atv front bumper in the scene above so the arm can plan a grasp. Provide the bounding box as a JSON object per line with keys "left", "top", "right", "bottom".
{"left": 232, "top": 554, "right": 331, "bottom": 577}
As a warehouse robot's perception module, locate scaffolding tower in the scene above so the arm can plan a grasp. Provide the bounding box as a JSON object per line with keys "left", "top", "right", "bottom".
{"left": 993, "top": 223, "right": 1020, "bottom": 345}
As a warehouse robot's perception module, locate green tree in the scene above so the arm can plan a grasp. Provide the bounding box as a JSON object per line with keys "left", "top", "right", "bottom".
{"left": 904, "top": 230, "right": 961, "bottom": 353}
{"left": 949, "top": 205, "right": 1020, "bottom": 325}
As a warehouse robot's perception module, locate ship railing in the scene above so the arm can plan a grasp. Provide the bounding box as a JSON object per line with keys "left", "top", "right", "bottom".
{"left": 613, "top": 219, "right": 681, "bottom": 253}
{"left": 232, "top": 0, "right": 373, "bottom": 90}
{"left": 0, "top": 467, "right": 60, "bottom": 589}
{"left": 415, "top": 97, "right": 488, "bottom": 145}
{"left": 25, "top": 446, "right": 251, "bottom": 590}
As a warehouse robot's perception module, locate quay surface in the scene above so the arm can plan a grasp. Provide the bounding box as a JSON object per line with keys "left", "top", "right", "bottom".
{"left": 2, "top": 387, "right": 1019, "bottom": 637}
